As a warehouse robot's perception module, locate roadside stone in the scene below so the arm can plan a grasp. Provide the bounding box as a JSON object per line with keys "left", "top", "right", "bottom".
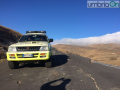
{"left": 17, "top": 81, "right": 22, "bottom": 84}
{"left": 67, "top": 59, "right": 70, "bottom": 60}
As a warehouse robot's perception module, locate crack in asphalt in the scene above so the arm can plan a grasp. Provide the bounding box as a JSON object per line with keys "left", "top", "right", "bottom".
{"left": 9, "top": 75, "right": 22, "bottom": 90}
{"left": 79, "top": 68, "right": 100, "bottom": 90}
{"left": 17, "top": 81, "right": 22, "bottom": 90}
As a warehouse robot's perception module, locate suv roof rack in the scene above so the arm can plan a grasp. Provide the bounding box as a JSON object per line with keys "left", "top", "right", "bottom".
{"left": 26, "top": 31, "right": 46, "bottom": 34}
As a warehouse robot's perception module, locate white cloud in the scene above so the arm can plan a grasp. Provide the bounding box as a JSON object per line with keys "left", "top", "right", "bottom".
{"left": 52, "top": 31, "right": 120, "bottom": 46}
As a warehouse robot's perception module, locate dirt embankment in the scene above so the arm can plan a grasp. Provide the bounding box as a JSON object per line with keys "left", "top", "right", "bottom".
{"left": 0, "top": 25, "right": 22, "bottom": 61}
{"left": 53, "top": 44, "right": 120, "bottom": 66}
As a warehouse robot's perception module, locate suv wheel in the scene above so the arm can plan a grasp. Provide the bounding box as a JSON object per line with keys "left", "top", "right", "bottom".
{"left": 45, "top": 61, "right": 51, "bottom": 68}
{"left": 8, "top": 61, "right": 19, "bottom": 69}
{"left": 45, "top": 57, "right": 52, "bottom": 68}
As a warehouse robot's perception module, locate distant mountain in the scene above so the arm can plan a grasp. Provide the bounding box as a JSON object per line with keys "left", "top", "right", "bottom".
{"left": 0, "top": 25, "right": 22, "bottom": 59}
{"left": 53, "top": 44, "right": 120, "bottom": 66}
{"left": 88, "top": 43, "right": 120, "bottom": 51}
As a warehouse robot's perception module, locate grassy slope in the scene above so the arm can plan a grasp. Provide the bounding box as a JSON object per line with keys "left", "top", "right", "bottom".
{"left": 0, "top": 25, "right": 22, "bottom": 60}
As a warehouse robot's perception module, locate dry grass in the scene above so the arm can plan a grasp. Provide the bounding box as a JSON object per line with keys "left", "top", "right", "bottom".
{"left": 0, "top": 25, "right": 22, "bottom": 63}
{"left": 0, "top": 25, "right": 22, "bottom": 45}
{"left": 0, "top": 59, "right": 7, "bottom": 63}
{"left": 53, "top": 44, "right": 120, "bottom": 66}
{"left": 0, "top": 51, "right": 6, "bottom": 59}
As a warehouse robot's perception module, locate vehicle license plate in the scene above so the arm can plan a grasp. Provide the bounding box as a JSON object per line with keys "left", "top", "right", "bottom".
{"left": 23, "top": 54, "right": 33, "bottom": 57}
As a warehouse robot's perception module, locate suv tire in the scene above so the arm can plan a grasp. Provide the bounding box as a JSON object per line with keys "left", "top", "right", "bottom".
{"left": 45, "top": 57, "right": 52, "bottom": 68}
{"left": 45, "top": 61, "right": 51, "bottom": 68}
{"left": 8, "top": 61, "right": 19, "bottom": 69}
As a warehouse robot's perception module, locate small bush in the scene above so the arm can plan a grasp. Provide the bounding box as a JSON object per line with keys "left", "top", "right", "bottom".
{"left": 0, "top": 52, "right": 6, "bottom": 59}
{"left": 110, "top": 57, "right": 118, "bottom": 60}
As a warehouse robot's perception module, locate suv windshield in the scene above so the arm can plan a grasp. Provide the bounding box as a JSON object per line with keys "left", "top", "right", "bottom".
{"left": 19, "top": 35, "right": 48, "bottom": 42}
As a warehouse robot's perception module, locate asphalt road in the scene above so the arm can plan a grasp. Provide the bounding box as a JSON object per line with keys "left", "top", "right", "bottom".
{"left": 0, "top": 48, "right": 120, "bottom": 90}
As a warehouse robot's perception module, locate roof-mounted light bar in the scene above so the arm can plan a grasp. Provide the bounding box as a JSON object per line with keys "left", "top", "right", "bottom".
{"left": 26, "top": 31, "right": 46, "bottom": 34}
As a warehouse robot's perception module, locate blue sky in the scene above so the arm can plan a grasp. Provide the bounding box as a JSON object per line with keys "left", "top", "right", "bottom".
{"left": 0, "top": 0, "right": 120, "bottom": 45}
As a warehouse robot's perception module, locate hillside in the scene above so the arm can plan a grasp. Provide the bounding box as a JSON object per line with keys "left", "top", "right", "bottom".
{"left": 0, "top": 25, "right": 22, "bottom": 61}
{"left": 53, "top": 44, "right": 120, "bottom": 66}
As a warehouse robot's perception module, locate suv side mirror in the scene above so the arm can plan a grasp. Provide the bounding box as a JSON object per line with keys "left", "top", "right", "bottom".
{"left": 49, "top": 39, "right": 53, "bottom": 42}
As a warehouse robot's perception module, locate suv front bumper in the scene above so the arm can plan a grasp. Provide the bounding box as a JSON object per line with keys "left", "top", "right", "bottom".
{"left": 6, "top": 51, "right": 51, "bottom": 61}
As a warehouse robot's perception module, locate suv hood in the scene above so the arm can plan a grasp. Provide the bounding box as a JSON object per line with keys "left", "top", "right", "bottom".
{"left": 9, "top": 41, "right": 49, "bottom": 47}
